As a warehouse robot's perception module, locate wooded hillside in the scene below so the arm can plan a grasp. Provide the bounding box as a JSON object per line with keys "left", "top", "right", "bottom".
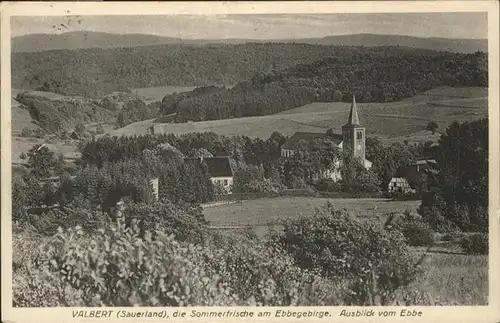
{"left": 12, "top": 43, "right": 487, "bottom": 100}
{"left": 12, "top": 43, "right": 346, "bottom": 97}
{"left": 166, "top": 48, "right": 487, "bottom": 122}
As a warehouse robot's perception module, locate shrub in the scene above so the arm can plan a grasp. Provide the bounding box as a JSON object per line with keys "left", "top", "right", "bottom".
{"left": 417, "top": 203, "right": 458, "bottom": 233}
{"left": 459, "top": 233, "right": 489, "bottom": 255}
{"left": 96, "top": 124, "right": 105, "bottom": 134}
{"left": 23, "top": 219, "right": 239, "bottom": 306}
{"left": 14, "top": 216, "right": 345, "bottom": 307}
{"left": 121, "top": 201, "right": 209, "bottom": 244}
{"left": 271, "top": 203, "right": 424, "bottom": 305}
{"left": 202, "top": 230, "right": 350, "bottom": 306}
{"left": 390, "top": 210, "right": 436, "bottom": 247}
{"left": 22, "top": 206, "right": 111, "bottom": 236}
{"left": 313, "top": 178, "right": 341, "bottom": 192}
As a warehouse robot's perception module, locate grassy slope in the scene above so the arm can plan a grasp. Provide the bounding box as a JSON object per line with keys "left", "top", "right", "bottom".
{"left": 412, "top": 252, "right": 488, "bottom": 305}
{"left": 11, "top": 86, "right": 488, "bottom": 165}
{"left": 114, "top": 87, "right": 487, "bottom": 143}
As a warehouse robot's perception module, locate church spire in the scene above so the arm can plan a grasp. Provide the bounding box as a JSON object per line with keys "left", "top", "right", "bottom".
{"left": 346, "top": 94, "right": 360, "bottom": 126}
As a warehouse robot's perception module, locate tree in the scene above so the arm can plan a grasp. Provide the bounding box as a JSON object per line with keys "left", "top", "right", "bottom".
{"left": 339, "top": 153, "right": 380, "bottom": 192}
{"left": 269, "top": 131, "right": 286, "bottom": 146}
{"left": 426, "top": 121, "right": 439, "bottom": 134}
{"left": 430, "top": 118, "right": 488, "bottom": 232}
{"left": 21, "top": 144, "right": 60, "bottom": 179}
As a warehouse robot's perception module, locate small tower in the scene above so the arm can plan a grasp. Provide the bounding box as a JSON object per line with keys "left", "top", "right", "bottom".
{"left": 342, "top": 95, "right": 366, "bottom": 163}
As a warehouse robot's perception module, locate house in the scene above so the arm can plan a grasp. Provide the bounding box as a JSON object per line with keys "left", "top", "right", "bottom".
{"left": 281, "top": 95, "right": 372, "bottom": 181}
{"left": 388, "top": 177, "right": 416, "bottom": 195}
{"left": 281, "top": 132, "right": 343, "bottom": 158}
{"left": 388, "top": 159, "right": 438, "bottom": 194}
{"left": 185, "top": 156, "right": 234, "bottom": 194}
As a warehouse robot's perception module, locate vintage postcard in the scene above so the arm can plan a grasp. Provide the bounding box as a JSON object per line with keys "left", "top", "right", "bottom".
{"left": 1, "top": 1, "right": 499, "bottom": 323}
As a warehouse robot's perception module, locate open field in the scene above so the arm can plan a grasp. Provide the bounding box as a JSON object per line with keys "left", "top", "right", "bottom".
{"left": 204, "top": 197, "right": 420, "bottom": 227}
{"left": 10, "top": 86, "right": 488, "bottom": 166}
{"left": 410, "top": 252, "right": 488, "bottom": 305}
{"left": 115, "top": 86, "right": 487, "bottom": 143}
{"left": 11, "top": 137, "right": 80, "bottom": 165}
{"left": 131, "top": 86, "right": 197, "bottom": 103}
{"left": 11, "top": 97, "right": 41, "bottom": 134}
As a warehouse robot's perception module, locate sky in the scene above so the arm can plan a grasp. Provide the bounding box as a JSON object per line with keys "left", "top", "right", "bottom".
{"left": 11, "top": 13, "right": 488, "bottom": 39}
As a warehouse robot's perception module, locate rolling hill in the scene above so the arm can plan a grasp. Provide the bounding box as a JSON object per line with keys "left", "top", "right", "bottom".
{"left": 12, "top": 31, "right": 487, "bottom": 53}
{"left": 112, "top": 87, "right": 488, "bottom": 144}
{"left": 286, "top": 33, "right": 487, "bottom": 53}
{"left": 11, "top": 31, "right": 182, "bottom": 53}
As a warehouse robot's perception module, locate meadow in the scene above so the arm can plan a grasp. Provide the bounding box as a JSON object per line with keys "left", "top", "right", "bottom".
{"left": 204, "top": 197, "right": 420, "bottom": 226}
{"left": 411, "top": 252, "right": 488, "bottom": 305}
{"left": 131, "top": 86, "right": 197, "bottom": 103}
{"left": 115, "top": 86, "right": 487, "bottom": 143}
{"left": 11, "top": 86, "right": 487, "bottom": 166}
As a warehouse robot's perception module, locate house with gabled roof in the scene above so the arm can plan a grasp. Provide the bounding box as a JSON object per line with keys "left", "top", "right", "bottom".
{"left": 388, "top": 159, "right": 438, "bottom": 195}
{"left": 280, "top": 95, "right": 372, "bottom": 181}
{"left": 185, "top": 156, "right": 234, "bottom": 194}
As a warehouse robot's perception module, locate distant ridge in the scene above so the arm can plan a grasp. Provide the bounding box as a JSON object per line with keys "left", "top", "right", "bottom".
{"left": 12, "top": 31, "right": 487, "bottom": 53}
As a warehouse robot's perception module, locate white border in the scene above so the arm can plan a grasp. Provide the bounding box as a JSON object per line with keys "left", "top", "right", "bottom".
{"left": 1, "top": 2, "right": 499, "bottom": 323}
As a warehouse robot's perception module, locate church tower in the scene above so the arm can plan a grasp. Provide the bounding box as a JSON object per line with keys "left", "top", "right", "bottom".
{"left": 342, "top": 95, "right": 366, "bottom": 163}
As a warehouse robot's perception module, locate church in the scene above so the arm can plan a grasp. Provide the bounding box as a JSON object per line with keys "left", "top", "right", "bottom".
{"left": 280, "top": 95, "right": 372, "bottom": 182}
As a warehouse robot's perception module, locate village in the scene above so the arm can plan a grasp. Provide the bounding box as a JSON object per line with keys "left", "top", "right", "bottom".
{"left": 8, "top": 10, "right": 490, "bottom": 309}
{"left": 34, "top": 94, "right": 440, "bottom": 214}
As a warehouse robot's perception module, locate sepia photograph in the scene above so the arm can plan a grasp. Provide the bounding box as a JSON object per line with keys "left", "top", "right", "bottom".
{"left": 1, "top": 1, "right": 499, "bottom": 320}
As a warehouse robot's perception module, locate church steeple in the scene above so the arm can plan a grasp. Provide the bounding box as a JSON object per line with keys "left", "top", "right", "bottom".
{"left": 346, "top": 94, "right": 361, "bottom": 126}
{"left": 342, "top": 94, "right": 366, "bottom": 164}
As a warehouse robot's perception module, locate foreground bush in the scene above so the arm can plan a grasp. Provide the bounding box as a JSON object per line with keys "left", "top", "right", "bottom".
{"left": 14, "top": 217, "right": 342, "bottom": 307}
{"left": 390, "top": 210, "right": 436, "bottom": 247}
{"left": 15, "top": 218, "right": 238, "bottom": 307}
{"left": 459, "top": 233, "right": 489, "bottom": 255}
{"left": 271, "top": 203, "right": 425, "bottom": 305}
{"left": 14, "top": 201, "right": 437, "bottom": 307}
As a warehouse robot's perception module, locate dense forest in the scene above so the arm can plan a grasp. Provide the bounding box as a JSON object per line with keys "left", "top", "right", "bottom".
{"left": 169, "top": 48, "right": 487, "bottom": 122}
{"left": 12, "top": 43, "right": 486, "bottom": 102}
{"left": 12, "top": 43, "right": 347, "bottom": 97}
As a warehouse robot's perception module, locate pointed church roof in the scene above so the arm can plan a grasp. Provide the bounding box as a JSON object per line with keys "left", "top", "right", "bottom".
{"left": 343, "top": 95, "right": 362, "bottom": 127}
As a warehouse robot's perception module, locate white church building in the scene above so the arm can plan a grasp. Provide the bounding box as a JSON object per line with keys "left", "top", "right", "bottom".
{"left": 280, "top": 95, "right": 372, "bottom": 182}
